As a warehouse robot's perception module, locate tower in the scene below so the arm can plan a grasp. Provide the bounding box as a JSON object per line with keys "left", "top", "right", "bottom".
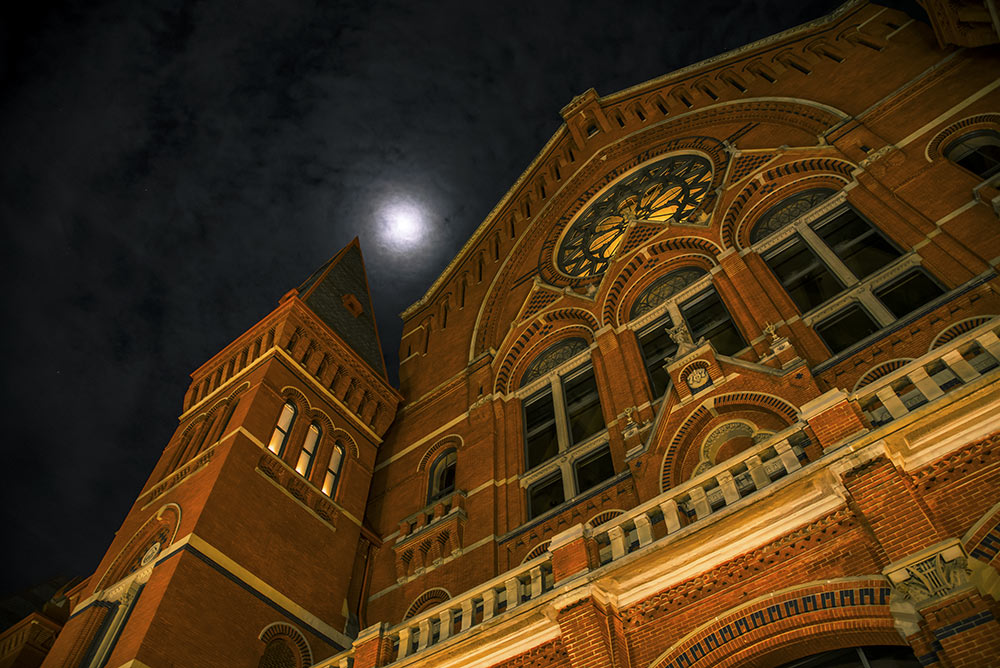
{"left": 41, "top": 239, "right": 400, "bottom": 667}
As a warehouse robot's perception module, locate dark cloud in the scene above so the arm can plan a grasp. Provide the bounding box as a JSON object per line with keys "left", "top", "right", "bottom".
{"left": 3, "top": 0, "right": 912, "bottom": 596}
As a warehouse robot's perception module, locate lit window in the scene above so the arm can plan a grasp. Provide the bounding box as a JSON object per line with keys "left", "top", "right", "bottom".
{"left": 295, "top": 423, "right": 320, "bottom": 477}
{"left": 321, "top": 443, "right": 344, "bottom": 498}
{"left": 755, "top": 201, "right": 946, "bottom": 355}
{"left": 520, "top": 345, "right": 615, "bottom": 521}
{"left": 428, "top": 450, "right": 457, "bottom": 503}
{"left": 944, "top": 130, "right": 1000, "bottom": 180}
{"left": 267, "top": 402, "right": 296, "bottom": 456}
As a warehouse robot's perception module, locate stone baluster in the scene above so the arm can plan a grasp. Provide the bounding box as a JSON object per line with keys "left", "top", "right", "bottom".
{"left": 482, "top": 589, "right": 497, "bottom": 621}
{"left": 717, "top": 470, "right": 740, "bottom": 504}
{"left": 438, "top": 609, "right": 453, "bottom": 641}
{"left": 460, "top": 599, "right": 475, "bottom": 632}
{"left": 417, "top": 618, "right": 431, "bottom": 651}
{"left": 505, "top": 577, "right": 522, "bottom": 610}
{"left": 530, "top": 566, "right": 544, "bottom": 598}
{"left": 908, "top": 366, "right": 944, "bottom": 401}
{"left": 607, "top": 525, "right": 626, "bottom": 560}
{"left": 745, "top": 455, "right": 770, "bottom": 490}
{"left": 633, "top": 514, "right": 653, "bottom": 548}
{"left": 875, "top": 386, "right": 909, "bottom": 419}
{"left": 941, "top": 349, "right": 979, "bottom": 382}
{"left": 396, "top": 627, "right": 412, "bottom": 660}
{"left": 774, "top": 439, "right": 802, "bottom": 473}
{"left": 660, "top": 498, "right": 682, "bottom": 533}
{"left": 976, "top": 330, "right": 1000, "bottom": 360}
{"left": 688, "top": 486, "right": 711, "bottom": 519}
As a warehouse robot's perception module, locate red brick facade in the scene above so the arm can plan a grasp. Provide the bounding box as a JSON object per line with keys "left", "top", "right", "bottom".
{"left": 30, "top": 2, "right": 1000, "bottom": 667}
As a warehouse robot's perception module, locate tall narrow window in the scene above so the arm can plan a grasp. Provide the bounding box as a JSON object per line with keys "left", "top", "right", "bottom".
{"left": 268, "top": 402, "right": 296, "bottom": 456}
{"left": 428, "top": 450, "right": 457, "bottom": 503}
{"left": 527, "top": 472, "right": 565, "bottom": 520}
{"left": 524, "top": 390, "right": 559, "bottom": 469}
{"left": 637, "top": 317, "right": 677, "bottom": 398}
{"left": 680, "top": 289, "right": 746, "bottom": 356}
{"left": 944, "top": 130, "right": 1000, "bottom": 179}
{"left": 322, "top": 444, "right": 344, "bottom": 497}
{"left": 295, "top": 423, "right": 320, "bottom": 477}
{"left": 563, "top": 367, "right": 604, "bottom": 445}
{"left": 762, "top": 235, "right": 843, "bottom": 312}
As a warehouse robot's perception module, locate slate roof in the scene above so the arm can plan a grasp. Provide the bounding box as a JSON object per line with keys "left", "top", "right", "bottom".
{"left": 296, "top": 239, "right": 388, "bottom": 379}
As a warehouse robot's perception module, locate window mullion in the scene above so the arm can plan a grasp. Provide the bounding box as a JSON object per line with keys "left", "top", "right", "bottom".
{"left": 798, "top": 224, "right": 856, "bottom": 286}
{"left": 550, "top": 376, "right": 571, "bottom": 452}
{"left": 858, "top": 289, "right": 896, "bottom": 326}
{"left": 558, "top": 460, "right": 575, "bottom": 501}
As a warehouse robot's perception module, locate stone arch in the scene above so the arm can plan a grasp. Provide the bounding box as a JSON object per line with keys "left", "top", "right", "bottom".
{"left": 721, "top": 160, "right": 855, "bottom": 250}
{"left": 853, "top": 358, "right": 916, "bottom": 392}
{"left": 521, "top": 540, "right": 552, "bottom": 564}
{"left": 661, "top": 392, "right": 799, "bottom": 491}
{"left": 647, "top": 578, "right": 898, "bottom": 668}
{"left": 495, "top": 320, "right": 596, "bottom": 395}
{"left": 925, "top": 113, "right": 1000, "bottom": 162}
{"left": 605, "top": 252, "right": 716, "bottom": 327}
{"left": 258, "top": 622, "right": 312, "bottom": 668}
{"left": 96, "top": 503, "right": 181, "bottom": 592}
{"left": 586, "top": 509, "right": 624, "bottom": 528}
{"left": 733, "top": 176, "right": 850, "bottom": 250}
{"left": 417, "top": 435, "right": 464, "bottom": 472}
{"left": 930, "top": 316, "right": 996, "bottom": 350}
{"left": 403, "top": 588, "right": 452, "bottom": 619}
{"left": 330, "top": 427, "right": 359, "bottom": 459}
{"left": 964, "top": 500, "right": 1000, "bottom": 566}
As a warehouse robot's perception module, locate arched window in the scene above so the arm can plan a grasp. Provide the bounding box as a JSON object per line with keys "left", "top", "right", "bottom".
{"left": 749, "top": 188, "right": 836, "bottom": 244}
{"left": 258, "top": 638, "right": 296, "bottom": 668}
{"left": 630, "top": 267, "right": 707, "bottom": 318}
{"left": 295, "top": 423, "right": 321, "bottom": 477}
{"left": 267, "top": 402, "right": 296, "bottom": 456}
{"left": 521, "top": 338, "right": 589, "bottom": 387}
{"left": 944, "top": 130, "right": 1000, "bottom": 179}
{"left": 427, "top": 450, "right": 457, "bottom": 503}
{"left": 322, "top": 443, "right": 344, "bottom": 497}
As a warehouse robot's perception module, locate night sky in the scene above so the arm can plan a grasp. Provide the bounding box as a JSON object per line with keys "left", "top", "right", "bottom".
{"left": 1, "top": 0, "right": 921, "bottom": 601}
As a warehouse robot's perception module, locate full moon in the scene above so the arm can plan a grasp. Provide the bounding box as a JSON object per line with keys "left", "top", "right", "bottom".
{"left": 379, "top": 196, "right": 429, "bottom": 254}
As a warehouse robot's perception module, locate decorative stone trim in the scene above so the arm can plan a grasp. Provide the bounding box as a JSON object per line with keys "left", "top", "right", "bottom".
{"left": 883, "top": 539, "right": 972, "bottom": 608}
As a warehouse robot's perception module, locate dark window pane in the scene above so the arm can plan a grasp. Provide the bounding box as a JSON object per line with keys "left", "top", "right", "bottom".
{"left": 812, "top": 209, "right": 900, "bottom": 279}
{"left": 524, "top": 391, "right": 558, "bottom": 469}
{"left": 815, "top": 304, "right": 881, "bottom": 354}
{"left": 574, "top": 447, "right": 615, "bottom": 494}
{"left": 763, "top": 235, "right": 843, "bottom": 312}
{"left": 750, "top": 188, "right": 836, "bottom": 244}
{"left": 564, "top": 368, "right": 604, "bottom": 444}
{"left": 945, "top": 130, "right": 1000, "bottom": 179}
{"left": 528, "top": 474, "right": 565, "bottom": 519}
{"left": 681, "top": 289, "right": 746, "bottom": 355}
{"left": 638, "top": 319, "right": 677, "bottom": 397}
{"left": 874, "top": 270, "right": 945, "bottom": 319}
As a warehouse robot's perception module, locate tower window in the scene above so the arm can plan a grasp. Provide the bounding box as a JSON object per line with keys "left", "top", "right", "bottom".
{"left": 322, "top": 443, "right": 344, "bottom": 497}
{"left": 267, "top": 402, "right": 296, "bottom": 456}
{"left": 944, "top": 130, "right": 1000, "bottom": 179}
{"left": 295, "top": 423, "right": 320, "bottom": 477}
{"left": 427, "top": 450, "right": 457, "bottom": 503}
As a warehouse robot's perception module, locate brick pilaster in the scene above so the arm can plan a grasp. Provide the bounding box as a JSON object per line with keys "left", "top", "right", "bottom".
{"left": 799, "top": 389, "right": 869, "bottom": 451}
{"left": 918, "top": 591, "right": 1000, "bottom": 667}
{"left": 549, "top": 524, "right": 595, "bottom": 584}
{"left": 553, "top": 591, "right": 621, "bottom": 668}
{"left": 350, "top": 622, "right": 391, "bottom": 668}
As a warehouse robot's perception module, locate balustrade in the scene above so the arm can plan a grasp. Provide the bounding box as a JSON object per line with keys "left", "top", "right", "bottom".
{"left": 855, "top": 321, "right": 1000, "bottom": 428}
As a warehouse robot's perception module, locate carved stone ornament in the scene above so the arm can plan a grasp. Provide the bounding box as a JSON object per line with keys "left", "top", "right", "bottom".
{"left": 687, "top": 367, "right": 710, "bottom": 390}
{"left": 884, "top": 539, "right": 972, "bottom": 608}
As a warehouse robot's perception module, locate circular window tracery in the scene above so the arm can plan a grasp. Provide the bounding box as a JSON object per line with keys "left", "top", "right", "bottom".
{"left": 630, "top": 267, "right": 709, "bottom": 319}
{"left": 556, "top": 155, "right": 713, "bottom": 279}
